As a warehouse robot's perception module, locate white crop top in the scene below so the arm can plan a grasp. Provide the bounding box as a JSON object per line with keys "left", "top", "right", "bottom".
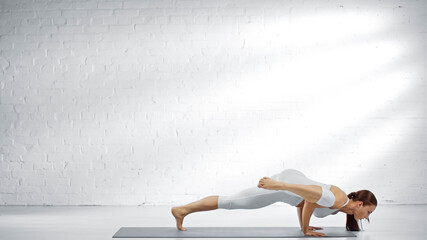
{"left": 313, "top": 197, "right": 349, "bottom": 218}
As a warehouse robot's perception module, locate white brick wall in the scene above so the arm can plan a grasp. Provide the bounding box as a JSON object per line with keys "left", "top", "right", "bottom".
{"left": 0, "top": 0, "right": 426, "bottom": 206}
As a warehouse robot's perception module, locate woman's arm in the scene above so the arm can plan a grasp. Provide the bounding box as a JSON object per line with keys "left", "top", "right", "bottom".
{"left": 297, "top": 206, "right": 303, "bottom": 229}
{"left": 302, "top": 201, "right": 326, "bottom": 237}
{"left": 297, "top": 202, "right": 324, "bottom": 232}
{"left": 281, "top": 183, "right": 323, "bottom": 203}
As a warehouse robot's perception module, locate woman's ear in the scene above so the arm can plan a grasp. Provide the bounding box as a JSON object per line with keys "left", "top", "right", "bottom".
{"left": 357, "top": 201, "right": 364, "bottom": 208}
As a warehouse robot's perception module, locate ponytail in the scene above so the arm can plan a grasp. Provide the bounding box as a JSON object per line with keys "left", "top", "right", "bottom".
{"left": 345, "top": 190, "right": 377, "bottom": 231}
{"left": 348, "top": 192, "right": 357, "bottom": 199}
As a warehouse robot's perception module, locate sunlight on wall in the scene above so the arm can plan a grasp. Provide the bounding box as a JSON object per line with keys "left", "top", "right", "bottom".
{"left": 243, "top": 10, "right": 384, "bottom": 47}
{"left": 287, "top": 11, "right": 383, "bottom": 45}
{"left": 118, "top": 7, "right": 421, "bottom": 202}
{"left": 336, "top": 114, "right": 409, "bottom": 185}
{"left": 205, "top": 9, "right": 412, "bottom": 180}
{"left": 217, "top": 40, "right": 404, "bottom": 103}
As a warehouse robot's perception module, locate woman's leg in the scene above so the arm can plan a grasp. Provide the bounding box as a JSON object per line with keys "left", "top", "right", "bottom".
{"left": 259, "top": 177, "right": 332, "bottom": 205}
{"left": 259, "top": 177, "right": 322, "bottom": 202}
{"left": 217, "top": 187, "right": 301, "bottom": 209}
{"left": 172, "top": 186, "right": 302, "bottom": 231}
{"left": 171, "top": 195, "right": 219, "bottom": 231}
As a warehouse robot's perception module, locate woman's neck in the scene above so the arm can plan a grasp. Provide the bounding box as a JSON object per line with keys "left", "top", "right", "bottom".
{"left": 338, "top": 199, "right": 356, "bottom": 215}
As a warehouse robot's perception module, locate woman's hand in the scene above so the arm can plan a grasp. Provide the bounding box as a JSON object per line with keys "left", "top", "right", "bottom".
{"left": 309, "top": 226, "right": 323, "bottom": 231}
{"left": 300, "top": 226, "right": 324, "bottom": 231}
{"left": 304, "top": 231, "right": 326, "bottom": 237}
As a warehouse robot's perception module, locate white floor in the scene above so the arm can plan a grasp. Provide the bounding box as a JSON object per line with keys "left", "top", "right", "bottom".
{"left": 0, "top": 204, "right": 425, "bottom": 240}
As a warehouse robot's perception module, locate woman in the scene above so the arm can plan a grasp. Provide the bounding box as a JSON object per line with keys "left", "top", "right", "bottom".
{"left": 171, "top": 169, "right": 377, "bottom": 237}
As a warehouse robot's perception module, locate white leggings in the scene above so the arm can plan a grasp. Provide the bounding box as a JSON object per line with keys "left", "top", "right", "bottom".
{"left": 217, "top": 169, "right": 335, "bottom": 209}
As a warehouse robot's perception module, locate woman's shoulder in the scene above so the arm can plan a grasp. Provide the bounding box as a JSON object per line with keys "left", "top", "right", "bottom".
{"left": 330, "top": 185, "right": 348, "bottom": 209}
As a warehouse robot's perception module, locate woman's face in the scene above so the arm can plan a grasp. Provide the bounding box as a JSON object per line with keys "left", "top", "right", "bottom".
{"left": 354, "top": 202, "right": 376, "bottom": 221}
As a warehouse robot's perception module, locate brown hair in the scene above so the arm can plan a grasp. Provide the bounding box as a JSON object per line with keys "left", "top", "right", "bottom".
{"left": 346, "top": 190, "right": 377, "bottom": 231}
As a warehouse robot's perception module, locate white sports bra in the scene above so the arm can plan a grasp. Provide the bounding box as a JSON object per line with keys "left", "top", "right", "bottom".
{"left": 313, "top": 197, "right": 349, "bottom": 218}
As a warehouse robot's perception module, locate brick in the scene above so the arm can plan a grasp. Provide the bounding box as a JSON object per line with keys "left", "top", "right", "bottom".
{"left": 46, "top": 1, "right": 73, "bottom": 10}
{"left": 124, "top": 0, "right": 174, "bottom": 9}
{"left": 87, "top": 9, "right": 112, "bottom": 17}
{"left": 36, "top": 10, "right": 61, "bottom": 18}
{"left": 11, "top": 11, "right": 37, "bottom": 19}
{"left": 98, "top": 1, "right": 123, "bottom": 9}
{"left": 113, "top": 9, "right": 140, "bottom": 17}
{"left": 108, "top": 24, "right": 134, "bottom": 33}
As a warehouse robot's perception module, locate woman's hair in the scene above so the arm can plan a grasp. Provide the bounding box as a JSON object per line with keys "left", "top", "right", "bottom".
{"left": 346, "top": 190, "right": 377, "bottom": 231}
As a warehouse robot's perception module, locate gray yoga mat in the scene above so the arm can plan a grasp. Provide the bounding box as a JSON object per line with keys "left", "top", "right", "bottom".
{"left": 112, "top": 227, "right": 357, "bottom": 238}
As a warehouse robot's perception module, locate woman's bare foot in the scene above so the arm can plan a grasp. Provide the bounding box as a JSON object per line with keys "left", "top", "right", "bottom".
{"left": 171, "top": 207, "right": 188, "bottom": 231}
{"left": 258, "top": 177, "right": 284, "bottom": 190}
